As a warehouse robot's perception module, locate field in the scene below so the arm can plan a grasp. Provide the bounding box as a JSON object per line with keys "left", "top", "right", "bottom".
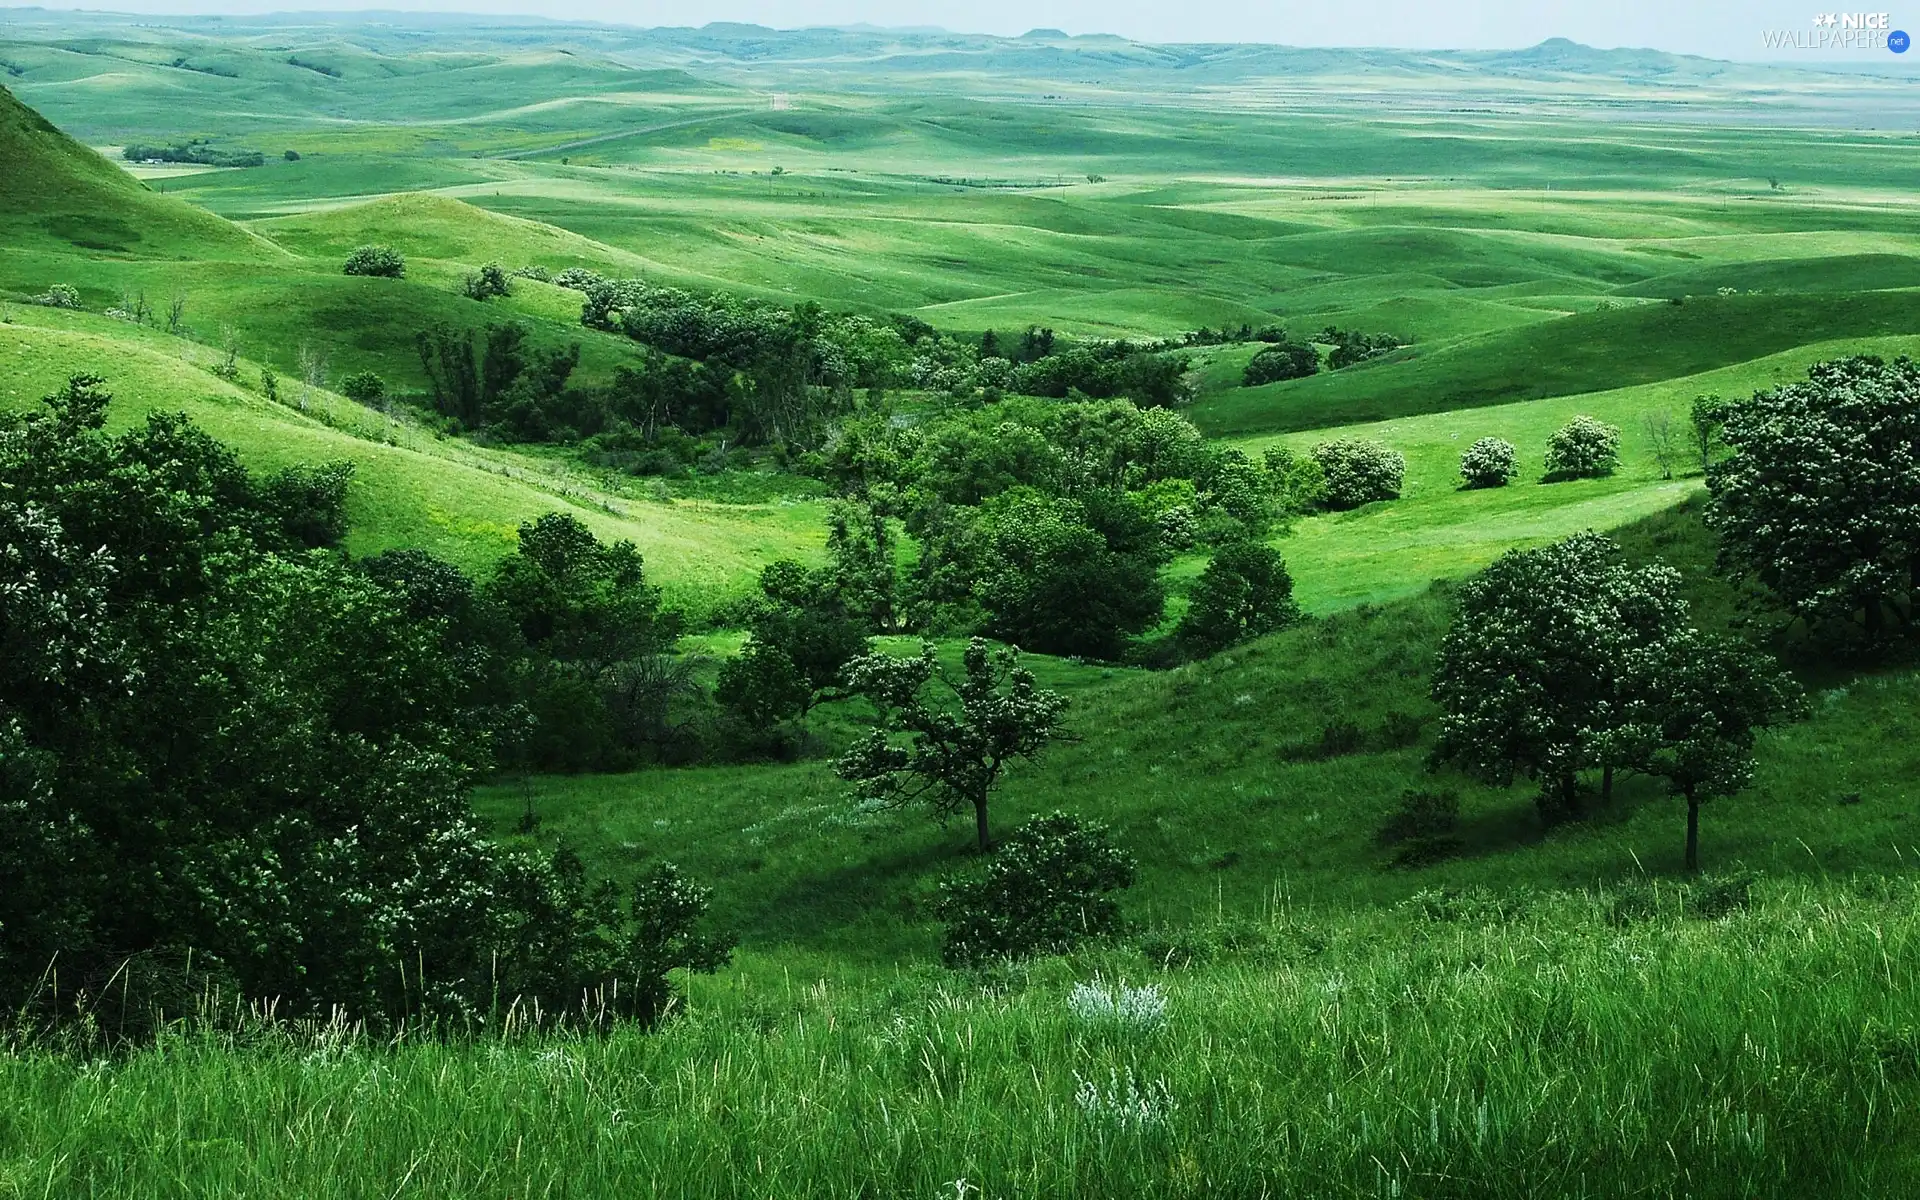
{"left": 3, "top": 10, "right": 1920, "bottom": 1195}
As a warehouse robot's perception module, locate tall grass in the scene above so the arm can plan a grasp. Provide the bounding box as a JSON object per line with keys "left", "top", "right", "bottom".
{"left": 5, "top": 879, "right": 1918, "bottom": 1197}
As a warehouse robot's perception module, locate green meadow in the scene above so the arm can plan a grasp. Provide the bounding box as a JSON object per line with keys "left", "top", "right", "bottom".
{"left": 4, "top": 12, "right": 1920, "bottom": 1194}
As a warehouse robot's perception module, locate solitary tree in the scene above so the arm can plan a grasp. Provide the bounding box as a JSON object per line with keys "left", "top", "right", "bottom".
{"left": 1175, "top": 539, "right": 1301, "bottom": 656}
{"left": 1241, "top": 340, "right": 1319, "bottom": 385}
{"left": 342, "top": 244, "right": 405, "bottom": 278}
{"left": 1607, "top": 631, "right": 1803, "bottom": 871}
{"left": 1312, "top": 438, "right": 1405, "bottom": 509}
{"left": 1687, "top": 393, "right": 1729, "bottom": 474}
{"left": 1706, "top": 356, "right": 1920, "bottom": 640}
{"left": 1431, "top": 532, "right": 1688, "bottom": 821}
{"left": 836, "top": 638, "right": 1068, "bottom": 852}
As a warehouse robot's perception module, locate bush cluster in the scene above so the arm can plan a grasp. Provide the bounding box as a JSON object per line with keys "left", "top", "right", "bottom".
{"left": 342, "top": 245, "right": 406, "bottom": 279}
{"left": 938, "top": 814, "right": 1136, "bottom": 967}
{"left": 1311, "top": 438, "right": 1405, "bottom": 509}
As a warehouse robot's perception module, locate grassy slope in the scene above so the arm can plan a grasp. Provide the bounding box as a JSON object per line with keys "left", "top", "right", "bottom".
{"left": 1191, "top": 290, "right": 1920, "bottom": 436}
{"left": 0, "top": 310, "right": 823, "bottom": 604}
{"left": 0, "top": 81, "right": 273, "bottom": 261}
{"left": 478, "top": 502, "right": 1920, "bottom": 961}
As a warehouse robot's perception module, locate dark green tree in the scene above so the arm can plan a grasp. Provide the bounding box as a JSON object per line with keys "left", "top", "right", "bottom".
{"left": 1241, "top": 341, "right": 1319, "bottom": 385}
{"left": 1431, "top": 532, "right": 1689, "bottom": 821}
{"left": 1688, "top": 393, "right": 1730, "bottom": 474}
{"left": 1606, "top": 631, "right": 1803, "bottom": 872}
{"left": 486, "top": 511, "right": 683, "bottom": 677}
{"left": 0, "top": 377, "right": 711, "bottom": 1026}
{"left": 969, "top": 487, "right": 1166, "bottom": 659}
{"left": 716, "top": 560, "right": 871, "bottom": 728}
{"left": 936, "top": 813, "right": 1135, "bottom": 966}
{"left": 1706, "top": 356, "right": 1920, "bottom": 640}
{"left": 836, "top": 639, "right": 1069, "bottom": 852}
{"left": 1175, "top": 540, "right": 1302, "bottom": 656}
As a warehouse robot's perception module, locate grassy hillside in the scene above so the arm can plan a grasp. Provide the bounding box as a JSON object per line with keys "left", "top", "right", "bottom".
{"left": 477, "top": 502, "right": 1920, "bottom": 960}
{"left": 0, "top": 311, "right": 823, "bottom": 604}
{"left": 0, "top": 82, "right": 272, "bottom": 259}
{"left": 1191, "top": 290, "right": 1920, "bottom": 436}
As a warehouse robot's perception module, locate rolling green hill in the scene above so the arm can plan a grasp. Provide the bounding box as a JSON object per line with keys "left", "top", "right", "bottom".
{"left": 478, "top": 501, "right": 1920, "bottom": 959}
{"left": 0, "top": 81, "right": 273, "bottom": 259}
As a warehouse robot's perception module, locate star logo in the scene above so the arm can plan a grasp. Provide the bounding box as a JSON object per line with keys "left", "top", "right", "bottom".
{"left": 1813, "top": 12, "right": 1837, "bottom": 25}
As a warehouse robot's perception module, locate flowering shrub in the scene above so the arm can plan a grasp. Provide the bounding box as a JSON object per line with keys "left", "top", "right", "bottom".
{"left": 1543, "top": 416, "right": 1620, "bottom": 480}
{"left": 1311, "top": 438, "right": 1405, "bottom": 509}
{"left": 1459, "top": 436, "right": 1518, "bottom": 489}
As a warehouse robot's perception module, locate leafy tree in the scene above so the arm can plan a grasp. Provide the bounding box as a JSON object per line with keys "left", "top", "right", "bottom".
{"left": 1459, "top": 436, "right": 1518, "bottom": 489}
{"left": 968, "top": 487, "right": 1166, "bottom": 660}
{"left": 1312, "top": 438, "right": 1405, "bottom": 509}
{"left": 1241, "top": 340, "right": 1319, "bottom": 385}
{"left": 1431, "top": 532, "right": 1688, "bottom": 822}
{"left": 1196, "top": 449, "right": 1279, "bottom": 537}
{"left": 936, "top": 813, "right": 1135, "bottom": 966}
{"left": 342, "top": 244, "right": 405, "bottom": 278}
{"left": 617, "top": 863, "right": 736, "bottom": 1022}
{"left": 1606, "top": 631, "right": 1803, "bottom": 872}
{"left": 1175, "top": 540, "right": 1302, "bottom": 656}
{"left": 1688, "top": 393, "right": 1730, "bottom": 474}
{"left": 257, "top": 460, "right": 354, "bottom": 549}
{"left": 463, "top": 262, "right": 512, "bottom": 301}
{"left": 836, "top": 638, "right": 1069, "bottom": 852}
{"left": 824, "top": 499, "right": 898, "bottom": 629}
{"left": 0, "top": 377, "right": 713, "bottom": 1027}
{"left": 716, "top": 560, "right": 871, "bottom": 728}
{"left": 487, "top": 512, "right": 683, "bottom": 678}
{"left": 1705, "top": 356, "right": 1920, "bottom": 640}
{"left": 1543, "top": 415, "right": 1621, "bottom": 480}
{"left": 1262, "top": 444, "right": 1328, "bottom": 514}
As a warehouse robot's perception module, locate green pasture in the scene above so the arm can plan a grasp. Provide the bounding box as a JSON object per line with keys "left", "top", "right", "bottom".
{"left": 477, "top": 504, "right": 1920, "bottom": 959}
{"left": 0, "top": 312, "right": 824, "bottom": 604}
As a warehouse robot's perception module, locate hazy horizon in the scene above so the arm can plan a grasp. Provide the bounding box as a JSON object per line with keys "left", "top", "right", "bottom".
{"left": 4, "top": 0, "right": 1917, "bottom": 61}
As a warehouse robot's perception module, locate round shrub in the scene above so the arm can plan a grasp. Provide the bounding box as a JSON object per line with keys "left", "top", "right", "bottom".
{"left": 342, "top": 244, "right": 405, "bottom": 279}
{"left": 1459, "top": 436, "right": 1518, "bottom": 489}
{"left": 1241, "top": 341, "right": 1319, "bottom": 386}
{"left": 463, "top": 263, "right": 511, "bottom": 301}
{"left": 1544, "top": 415, "right": 1621, "bottom": 480}
{"left": 1311, "top": 438, "right": 1406, "bottom": 510}
{"left": 340, "top": 370, "right": 386, "bottom": 405}
{"left": 937, "top": 812, "right": 1136, "bottom": 967}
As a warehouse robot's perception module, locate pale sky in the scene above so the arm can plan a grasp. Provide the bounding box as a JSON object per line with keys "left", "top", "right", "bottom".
{"left": 9, "top": 1, "right": 1917, "bottom": 59}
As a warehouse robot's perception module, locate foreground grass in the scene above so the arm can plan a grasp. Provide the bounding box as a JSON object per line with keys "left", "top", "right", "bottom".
{"left": 5, "top": 880, "right": 1918, "bottom": 1197}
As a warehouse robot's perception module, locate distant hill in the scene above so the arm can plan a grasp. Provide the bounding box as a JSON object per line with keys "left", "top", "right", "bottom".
{"left": 0, "top": 83, "right": 270, "bottom": 259}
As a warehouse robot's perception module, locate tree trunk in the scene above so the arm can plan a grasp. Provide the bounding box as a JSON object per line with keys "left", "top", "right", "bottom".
{"left": 1865, "top": 594, "right": 1885, "bottom": 636}
{"left": 1602, "top": 763, "right": 1615, "bottom": 803}
{"left": 1684, "top": 791, "right": 1701, "bottom": 874}
{"left": 974, "top": 797, "right": 992, "bottom": 853}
